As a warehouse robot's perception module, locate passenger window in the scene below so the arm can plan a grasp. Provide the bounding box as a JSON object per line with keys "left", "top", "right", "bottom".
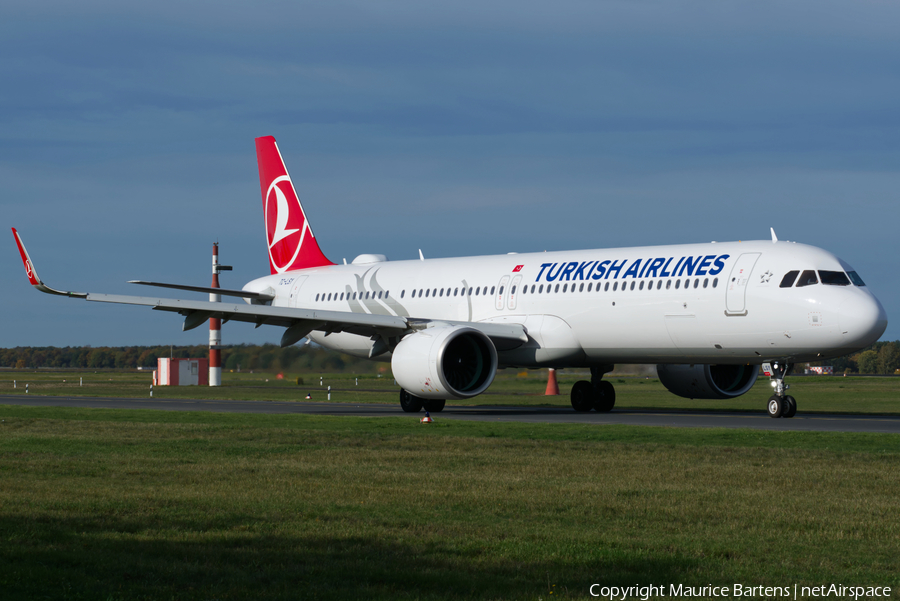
{"left": 315, "top": 293, "right": 320, "bottom": 301}
{"left": 657, "top": 281, "right": 662, "bottom": 290}
{"left": 341, "top": 293, "right": 345, "bottom": 300}
{"left": 469, "top": 287, "right": 474, "bottom": 295}
{"left": 847, "top": 271, "right": 866, "bottom": 286}
{"left": 555, "top": 284, "right": 560, "bottom": 293}
{"left": 379, "top": 291, "right": 384, "bottom": 299}
{"left": 433, "top": 288, "right": 438, "bottom": 297}
{"left": 780, "top": 270, "right": 799, "bottom": 288}
{"left": 530, "top": 285, "right": 535, "bottom": 293}
{"left": 713, "top": 278, "right": 718, "bottom": 288}
{"left": 795, "top": 270, "right": 818, "bottom": 287}
{"left": 510, "top": 286, "right": 515, "bottom": 295}
{"left": 666, "top": 280, "right": 671, "bottom": 289}
{"left": 629, "top": 282, "right": 635, "bottom": 291}
{"left": 819, "top": 271, "right": 850, "bottom": 286}
{"left": 604, "top": 282, "right": 609, "bottom": 291}
{"left": 639, "top": 281, "right": 644, "bottom": 290}
{"left": 385, "top": 291, "right": 390, "bottom": 298}
{"left": 693, "top": 279, "right": 699, "bottom": 289}
{"left": 703, "top": 278, "right": 708, "bottom": 288}
{"left": 425, "top": 289, "right": 430, "bottom": 297}
{"left": 587, "top": 283, "right": 592, "bottom": 292}
{"left": 419, "top": 289, "right": 423, "bottom": 297}
{"left": 675, "top": 280, "right": 680, "bottom": 290}
{"left": 491, "top": 286, "right": 496, "bottom": 295}
{"left": 613, "top": 282, "right": 618, "bottom": 291}
{"left": 539, "top": 284, "right": 544, "bottom": 293}
{"left": 499, "top": 286, "right": 504, "bottom": 295}
{"left": 563, "top": 284, "right": 568, "bottom": 293}
{"left": 439, "top": 289, "right": 444, "bottom": 297}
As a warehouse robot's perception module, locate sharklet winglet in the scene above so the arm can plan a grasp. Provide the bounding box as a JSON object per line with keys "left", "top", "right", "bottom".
{"left": 11, "top": 228, "right": 87, "bottom": 298}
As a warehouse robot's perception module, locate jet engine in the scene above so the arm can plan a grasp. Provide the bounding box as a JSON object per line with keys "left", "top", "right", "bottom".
{"left": 392, "top": 326, "right": 498, "bottom": 400}
{"left": 656, "top": 364, "right": 758, "bottom": 400}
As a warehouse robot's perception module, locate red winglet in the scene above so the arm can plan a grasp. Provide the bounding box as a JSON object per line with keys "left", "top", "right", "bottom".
{"left": 255, "top": 136, "right": 334, "bottom": 274}
{"left": 11, "top": 228, "right": 86, "bottom": 297}
{"left": 11, "top": 228, "right": 40, "bottom": 286}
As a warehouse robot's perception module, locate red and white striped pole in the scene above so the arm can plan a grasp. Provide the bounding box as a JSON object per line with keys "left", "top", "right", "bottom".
{"left": 209, "top": 243, "right": 222, "bottom": 386}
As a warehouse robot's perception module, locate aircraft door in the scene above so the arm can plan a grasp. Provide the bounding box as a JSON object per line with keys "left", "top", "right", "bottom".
{"left": 288, "top": 276, "right": 309, "bottom": 308}
{"left": 725, "top": 253, "right": 760, "bottom": 315}
{"left": 494, "top": 276, "right": 510, "bottom": 310}
{"left": 507, "top": 275, "right": 522, "bottom": 310}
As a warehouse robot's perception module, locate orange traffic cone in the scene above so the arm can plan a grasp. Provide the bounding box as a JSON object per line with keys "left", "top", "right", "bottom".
{"left": 545, "top": 368, "right": 560, "bottom": 396}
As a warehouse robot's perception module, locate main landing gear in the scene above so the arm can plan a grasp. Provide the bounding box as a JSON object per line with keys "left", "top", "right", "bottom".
{"left": 764, "top": 362, "right": 797, "bottom": 419}
{"left": 570, "top": 365, "right": 616, "bottom": 413}
{"left": 399, "top": 389, "right": 445, "bottom": 413}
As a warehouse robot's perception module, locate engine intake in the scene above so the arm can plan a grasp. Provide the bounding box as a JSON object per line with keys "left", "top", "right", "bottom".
{"left": 392, "top": 326, "right": 498, "bottom": 399}
{"left": 656, "top": 364, "right": 758, "bottom": 400}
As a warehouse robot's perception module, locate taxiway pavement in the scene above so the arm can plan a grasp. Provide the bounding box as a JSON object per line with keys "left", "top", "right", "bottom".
{"left": 2, "top": 395, "right": 899, "bottom": 433}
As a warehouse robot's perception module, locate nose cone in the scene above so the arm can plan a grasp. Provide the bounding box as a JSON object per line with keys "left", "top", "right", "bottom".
{"left": 839, "top": 292, "right": 888, "bottom": 349}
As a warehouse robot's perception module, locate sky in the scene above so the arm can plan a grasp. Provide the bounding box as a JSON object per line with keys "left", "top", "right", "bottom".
{"left": 2, "top": 0, "right": 898, "bottom": 348}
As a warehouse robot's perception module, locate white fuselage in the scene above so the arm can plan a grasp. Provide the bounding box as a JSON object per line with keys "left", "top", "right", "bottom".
{"left": 244, "top": 239, "right": 887, "bottom": 367}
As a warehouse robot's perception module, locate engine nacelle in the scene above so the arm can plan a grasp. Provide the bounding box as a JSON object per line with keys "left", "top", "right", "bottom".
{"left": 656, "top": 364, "right": 758, "bottom": 400}
{"left": 392, "top": 326, "right": 498, "bottom": 400}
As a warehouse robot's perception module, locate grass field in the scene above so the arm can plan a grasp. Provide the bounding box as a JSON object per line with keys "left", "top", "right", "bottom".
{"left": 1, "top": 369, "right": 898, "bottom": 414}
{"left": 1, "top": 400, "right": 899, "bottom": 600}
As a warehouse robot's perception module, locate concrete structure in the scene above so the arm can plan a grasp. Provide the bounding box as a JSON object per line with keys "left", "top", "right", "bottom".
{"left": 156, "top": 358, "right": 209, "bottom": 386}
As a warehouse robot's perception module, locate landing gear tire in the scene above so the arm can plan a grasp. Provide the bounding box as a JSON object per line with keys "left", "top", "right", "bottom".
{"left": 782, "top": 395, "right": 797, "bottom": 418}
{"left": 570, "top": 380, "right": 594, "bottom": 412}
{"left": 767, "top": 395, "right": 784, "bottom": 418}
{"left": 400, "top": 389, "right": 423, "bottom": 413}
{"left": 422, "top": 399, "right": 446, "bottom": 413}
{"left": 593, "top": 380, "right": 616, "bottom": 412}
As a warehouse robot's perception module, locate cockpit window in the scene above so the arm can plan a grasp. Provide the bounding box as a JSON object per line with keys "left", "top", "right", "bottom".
{"left": 847, "top": 271, "right": 866, "bottom": 286}
{"left": 819, "top": 271, "right": 850, "bottom": 286}
{"left": 780, "top": 271, "right": 799, "bottom": 288}
{"left": 795, "top": 270, "right": 818, "bottom": 287}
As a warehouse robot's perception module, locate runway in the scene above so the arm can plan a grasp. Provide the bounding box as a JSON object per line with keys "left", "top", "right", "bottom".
{"left": 3, "top": 394, "right": 900, "bottom": 433}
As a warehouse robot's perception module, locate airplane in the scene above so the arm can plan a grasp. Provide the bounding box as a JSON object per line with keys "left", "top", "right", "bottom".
{"left": 12, "top": 135, "right": 888, "bottom": 418}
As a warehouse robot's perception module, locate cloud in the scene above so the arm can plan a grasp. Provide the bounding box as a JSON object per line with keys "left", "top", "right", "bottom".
{"left": 1, "top": 0, "right": 898, "bottom": 345}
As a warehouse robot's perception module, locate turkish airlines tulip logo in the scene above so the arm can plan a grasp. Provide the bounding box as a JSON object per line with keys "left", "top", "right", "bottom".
{"left": 265, "top": 175, "right": 308, "bottom": 273}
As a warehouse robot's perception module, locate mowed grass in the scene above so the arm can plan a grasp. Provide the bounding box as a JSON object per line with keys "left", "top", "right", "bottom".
{"left": 0, "top": 406, "right": 899, "bottom": 600}
{"left": 2, "top": 369, "right": 899, "bottom": 414}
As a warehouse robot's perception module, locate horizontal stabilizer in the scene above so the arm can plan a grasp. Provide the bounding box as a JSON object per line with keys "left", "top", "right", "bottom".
{"left": 129, "top": 280, "right": 274, "bottom": 301}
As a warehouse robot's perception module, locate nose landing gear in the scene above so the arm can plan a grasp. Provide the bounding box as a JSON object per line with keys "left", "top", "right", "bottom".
{"left": 764, "top": 362, "right": 797, "bottom": 418}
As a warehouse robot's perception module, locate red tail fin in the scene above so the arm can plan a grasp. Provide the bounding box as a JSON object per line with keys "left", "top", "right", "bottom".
{"left": 255, "top": 136, "right": 334, "bottom": 274}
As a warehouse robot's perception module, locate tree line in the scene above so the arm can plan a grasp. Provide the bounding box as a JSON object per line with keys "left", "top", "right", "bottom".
{"left": 1, "top": 341, "right": 897, "bottom": 375}
{"left": 0, "top": 344, "right": 382, "bottom": 374}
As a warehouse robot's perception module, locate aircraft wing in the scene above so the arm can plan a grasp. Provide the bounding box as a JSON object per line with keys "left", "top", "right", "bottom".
{"left": 12, "top": 228, "right": 527, "bottom": 350}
